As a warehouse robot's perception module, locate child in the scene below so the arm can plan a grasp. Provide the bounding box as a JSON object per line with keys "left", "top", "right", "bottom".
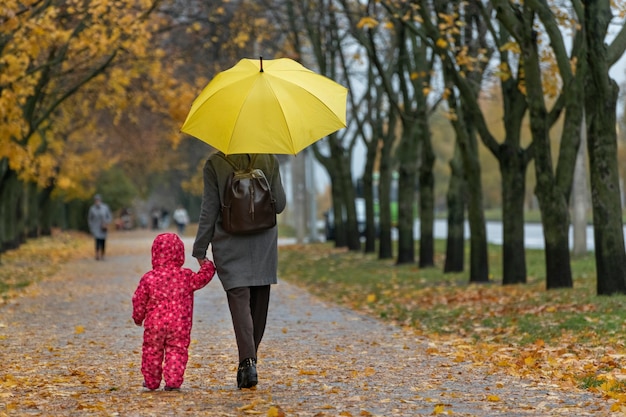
{"left": 132, "top": 233, "right": 215, "bottom": 391}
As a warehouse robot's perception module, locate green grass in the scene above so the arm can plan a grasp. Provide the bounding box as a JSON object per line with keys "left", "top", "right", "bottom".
{"left": 278, "top": 240, "right": 626, "bottom": 348}
{"left": 279, "top": 240, "right": 626, "bottom": 398}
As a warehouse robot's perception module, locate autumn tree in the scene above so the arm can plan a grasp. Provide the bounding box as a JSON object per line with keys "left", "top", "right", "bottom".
{"left": 377, "top": 0, "right": 491, "bottom": 281}
{"left": 335, "top": 0, "right": 401, "bottom": 259}
{"left": 431, "top": 0, "right": 493, "bottom": 282}
{"left": 335, "top": 43, "right": 389, "bottom": 254}
{"left": 582, "top": 0, "right": 626, "bottom": 295}
{"left": 0, "top": 0, "right": 169, "bottom": 251}
{"left": 491, "top": 0, "right": 625, "bottom": 292}
{"left": 418, "top": 1, "right": 535, "bottom": 284}
{"left": 272, "top": 0, "right": 363, "bottom": 251}
{"left": 347, "top": 1, "right": 440, "bottom": 266}
{"left": 492, "top": 0, "right": 581, "bottom": 289}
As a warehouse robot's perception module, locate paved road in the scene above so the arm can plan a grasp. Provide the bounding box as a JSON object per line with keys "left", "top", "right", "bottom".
{"left": 0, "top": 230, "right": 614, "bottom": 416}
{"left": 414, "top": 219, "right": 626, "bottom": 250}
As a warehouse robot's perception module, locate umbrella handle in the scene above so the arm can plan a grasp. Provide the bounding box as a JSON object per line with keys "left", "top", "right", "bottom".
{"left": 259, "top": 56, "right": 263, "bottom": 73}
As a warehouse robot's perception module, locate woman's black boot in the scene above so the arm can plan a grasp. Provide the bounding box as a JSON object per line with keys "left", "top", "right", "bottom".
{"left": 237, "top": 358, "right": 258, "bottom": 389}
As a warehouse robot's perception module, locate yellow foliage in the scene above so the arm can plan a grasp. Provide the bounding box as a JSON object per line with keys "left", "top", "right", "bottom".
{"left": 500, "top": 41, "right": 521, "bottom": 55}
{"left": 267, "top": 406, "right": 285, "bottom": 417}
{"left": 570, "top": 57, "right": 578, "bottom": 75}
{"left": 496, "top": 63, "right": 512, "bottom": 81}
{"left": 356, "top": 16, "right": 379, "bottom": 29}
{"left": 443, "top": 110, "right": 458, "bottom": 121}
{"left": 437, "top": 12, "right": 457, "bottom": 31}
{"left": 0, "top": 0, "right": 181, "bottom": 197}
{"left": 436, "top": 38, "right": 448, "bottom": 49}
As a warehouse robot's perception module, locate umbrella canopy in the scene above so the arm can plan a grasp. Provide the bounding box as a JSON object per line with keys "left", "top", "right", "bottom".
{"left": 181, "top": 57, "right": 347, "bottom": 155}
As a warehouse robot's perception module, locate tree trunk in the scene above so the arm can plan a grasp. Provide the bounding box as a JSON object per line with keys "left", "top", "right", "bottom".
{"left": 0, "top": 169, "right": 27, "bottom": 253}
{"left": 363, "top": 140, "right": 377, "bottom": 253}
{"left": 542, "top": 203, "right": 574, "bottom": 289}
{"left": 571, "top": 117, "right": 589, "bottom": 257}
{"left": 24, "top": 182, "right": 39, "bottom": 238}
{"left": 584, "top": 0, "right": 626, "bottom": 295}
{"left": 38, "top": 185, "right": 55, "bottom": 236}
{"left": 444, "top": 143, "right": 465, "bottom": 273}
{"left": 63, "top": 199, "right": 89, "bottom": 232}
{"left": 520, "top": 6, "right": 573, "bottom": 289}
{"left": 395, "top": 125, "right": 418, "bottom": 265}
{"left": 330, "top": 185, "right": 347, "bottom": 248}
{"left": 339, "top": 164, "right": 362, "bottom": 252}
{"left": 460, "top": 121, "right": 489, "bottom": 282}
{"left": 0, "top": 159, "right": 10, "bottom": 253}
{"left": 441, "top": 61, "right": 489, "bottom": 282}
{"left": 500, "top": 143, "right": 527, "bottom": 284}
{"left": 292, "top": 154, "right": 307, "bottom": 244}
{"left": 533, "top": 143, "right": 574, "bottom": 289}
{"left": 314, "top": 138, "right": 361, "bottom": 251}
{"left": 418, "top": 119, "right": 435, "bottom": 268}
{"left": 378, "top": 143, "right": 394, "bottom": 260}
{"left": 331, "top": 144, "right": 361, "bottom": 251}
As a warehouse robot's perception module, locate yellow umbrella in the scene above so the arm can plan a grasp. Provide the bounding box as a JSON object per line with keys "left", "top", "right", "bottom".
{"left": 181, "top": 57, "right": 347, "bottom": 155}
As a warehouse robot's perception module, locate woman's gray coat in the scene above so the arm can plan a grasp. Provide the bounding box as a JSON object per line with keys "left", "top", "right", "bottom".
{"left": 192, "top": 153, "right": 286, "bottom": 291}
{"left": 88, "top": 201, "right": 112, "bottom": 239}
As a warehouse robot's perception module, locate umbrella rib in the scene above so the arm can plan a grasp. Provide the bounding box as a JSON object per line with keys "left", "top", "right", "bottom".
{"left": 261, "top": 76, "right": 298, "bottom": 154}
{"left": 268, "top": 74, "right": 346, "bottom": 153}
{"left": 276, "top": 75, "right": 347, "bottom": 125}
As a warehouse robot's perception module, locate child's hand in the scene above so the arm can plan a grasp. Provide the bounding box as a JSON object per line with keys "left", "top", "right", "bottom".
{"left": 134, "top": 320, "right": 143, "bottom": 326}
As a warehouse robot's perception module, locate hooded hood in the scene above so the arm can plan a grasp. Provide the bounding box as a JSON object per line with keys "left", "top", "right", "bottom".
{"left": 151, "top": 233, "right": 185, "bottom": 269}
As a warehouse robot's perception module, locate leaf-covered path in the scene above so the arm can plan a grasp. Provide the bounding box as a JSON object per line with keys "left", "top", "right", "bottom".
{"left": 0, "top": 230, "right": 614, "bottom": 416}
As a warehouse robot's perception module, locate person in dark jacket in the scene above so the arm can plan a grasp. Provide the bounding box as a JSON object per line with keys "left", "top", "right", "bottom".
{"left": 193, "top": 152, "right": 286, "bottom": 389}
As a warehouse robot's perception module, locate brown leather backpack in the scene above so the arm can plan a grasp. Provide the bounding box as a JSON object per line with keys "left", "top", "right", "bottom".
{"left": 218, "top": 154, "right": 277, "bottom": 234}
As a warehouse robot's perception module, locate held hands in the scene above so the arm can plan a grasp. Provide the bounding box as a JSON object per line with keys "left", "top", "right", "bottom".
{"left": 197, "top": 257, "right": 216, "bottom": 279}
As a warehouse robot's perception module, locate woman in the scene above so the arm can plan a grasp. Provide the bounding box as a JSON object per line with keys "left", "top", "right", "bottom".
{"left": 192, "top": 152, "right": 286, "bottom": 389}
{"left": 88, "top": 194, "right": 113, "bottom": 260}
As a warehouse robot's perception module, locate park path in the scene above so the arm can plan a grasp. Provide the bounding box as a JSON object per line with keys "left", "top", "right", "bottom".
{"left": 0, "top": 229, "right": 615, "bottom": 416}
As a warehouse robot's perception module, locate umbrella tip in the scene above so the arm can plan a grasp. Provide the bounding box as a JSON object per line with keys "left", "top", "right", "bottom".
{"left": 259, "top": 56, "right": 263, "bottom": 72}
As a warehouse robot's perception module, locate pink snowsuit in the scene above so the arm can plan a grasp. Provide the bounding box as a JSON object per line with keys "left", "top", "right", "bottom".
{"left": 132, "top": 233, "right": 215, "bottom": 390}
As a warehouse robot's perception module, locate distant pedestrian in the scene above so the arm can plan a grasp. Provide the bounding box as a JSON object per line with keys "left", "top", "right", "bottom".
{"left": 161, "top": 208, "right": 170, "bottom": 229}
{"left": 151, "top": 208, "right": 161, "bottom": 230}
{"left": 172, "top": 205, "right": 190, "bottom": 236}
{"left": 132, "top": 233, "right": 215, "bottom": 391}
{"left": 87, "top": 194, "right": 113, "bottom": 260}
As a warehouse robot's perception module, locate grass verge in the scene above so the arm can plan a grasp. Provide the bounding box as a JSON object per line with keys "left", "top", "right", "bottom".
{"left": 0, "top": 230, "right": 92, "bottom": 304}
{"left": 278, "top": 241, "right": 626, "bottom": 407}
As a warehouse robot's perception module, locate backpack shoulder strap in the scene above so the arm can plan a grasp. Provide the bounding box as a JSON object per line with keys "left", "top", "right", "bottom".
{"left": 247, "top": 154, "right": 258, "bottom": 170}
